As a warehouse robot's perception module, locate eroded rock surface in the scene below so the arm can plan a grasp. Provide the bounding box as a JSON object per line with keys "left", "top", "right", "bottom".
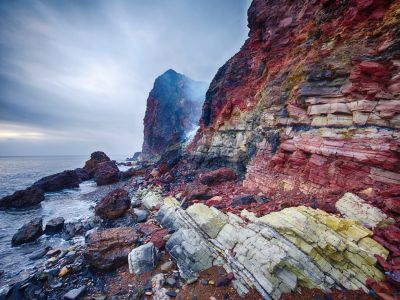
{"left": 157, "top": 199, "right": 388, "bottom": 299}
{"left": 83, "top": 227, "right": 138, "bottom": 271}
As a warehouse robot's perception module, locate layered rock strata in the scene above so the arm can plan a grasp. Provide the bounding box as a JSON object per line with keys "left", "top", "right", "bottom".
{"left": 156, "top": 197, "right": 387, "bottom": 300}
{"left": 189, "top": 0, "right": 400, "bottom": 204}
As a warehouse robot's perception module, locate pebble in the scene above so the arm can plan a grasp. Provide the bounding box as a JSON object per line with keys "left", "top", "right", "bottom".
{"left": 210, "top": 297, "right": 217, "bottom": 300}
{"left": 200, "top": 279, "right": 208, "bottom": 285}
{"left": 145, "top": 291, "right": 153, "bottom": 296}
{"left": 166, "top": 291, "right": 177, "bottom": 297}
{"left": 208, "top": 280, "right": 215, "bottom": 285}
{"left": 160, "top": 261, "right": 174, "bottom": 272}
{"left": 165, "top": 277, "right": 176, "bottom": 287}
{"left": 63, "top": 286, "right": 86, "bottom": 300}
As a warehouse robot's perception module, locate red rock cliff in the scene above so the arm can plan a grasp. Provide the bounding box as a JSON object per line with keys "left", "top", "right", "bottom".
{"left": 190, "top": 0, "right": 400, "bottom": 206}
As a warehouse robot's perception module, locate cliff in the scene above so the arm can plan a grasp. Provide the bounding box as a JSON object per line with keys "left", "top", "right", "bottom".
{"left": 142, "top": 69, "right": 207, "bottom": 160}
{"left": 189, "top": 0, "right": 400, "bottom": 206}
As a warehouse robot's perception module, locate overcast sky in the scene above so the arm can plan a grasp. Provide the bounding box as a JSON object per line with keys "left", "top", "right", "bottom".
{"left": 0, "top": 0, "right": 250, "bottom": 156}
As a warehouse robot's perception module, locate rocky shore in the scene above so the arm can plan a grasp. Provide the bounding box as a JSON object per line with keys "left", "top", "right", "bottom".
{"left": 1, "top": 0, "right": 399, "bottom": 299}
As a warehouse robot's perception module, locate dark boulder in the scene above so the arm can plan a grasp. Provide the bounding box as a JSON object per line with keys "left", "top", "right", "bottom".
{"left": 45, "top": 217, "right": 65, "bottom": 234}
{"left": 95, "top": 188, "right": 130, "bottom": 220}
{"left": 83, "top": 227, "right": 138, "bottom": 271}
{"left": 94, "top": 161, "right": 119, "bottom": 186}
{"left": 32, "top": 170, "right": 80, "bottom": 192}
{"left": 0, "top": 187, "right": 44, "bottom": 208}
{"left": 12, "top": 217, "right": 43, "bottom": 246}
{"left": 74, "top": 168, "right": 91, "bottom": 181}
{"left": 199, "top": 168, "right": 237, "bottom": 186}
{"left": 83, "top": 151, "right": 110, "bottom": 176}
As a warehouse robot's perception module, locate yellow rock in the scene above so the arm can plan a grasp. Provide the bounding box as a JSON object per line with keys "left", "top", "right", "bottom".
{"left": 335, "top": 192, "right": 393, "bottom": 228}
{"left": 259, "top": 206, "right": 387, "bottom": 289}
{"left": 164, "top": 196, "right": 180, "bottom": 207}
{"left": 187, "top": 204, "right": 227, "bottom": 238}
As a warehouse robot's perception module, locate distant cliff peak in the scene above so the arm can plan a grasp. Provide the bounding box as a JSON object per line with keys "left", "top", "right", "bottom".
{"left": 142, "top": 70, "right": 208, "bottom": 159}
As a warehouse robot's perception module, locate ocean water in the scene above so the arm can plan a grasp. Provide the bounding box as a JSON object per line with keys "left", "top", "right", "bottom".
{"left": 0, "top": 155, "right": 127, "bottom": 288}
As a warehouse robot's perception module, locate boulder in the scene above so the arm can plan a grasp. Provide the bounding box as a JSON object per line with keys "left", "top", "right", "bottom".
{"left": 32, "top": 170, "right": 80, "bottom": 192}
{"left": 335, "top": 193, "right": 394, "bottom": 228}
{"left": 128, "top": 242, "right": 159, "bottom": 275}
{"left": 12, "top": 217, "right": 43, "bottom": 246}
{"left": 83, "top": 227, "right": 138, "bottom": 271}
{"left": 199, "top": 168, "right": 237, "bottom": 186}
{"left": 93, "top": 161, "right": 120, "bottom": 186}
{"left": 74, "top": 168, "right": 91, "bottom": 181}
{"left": 95, "top": 189, "right": 130, "bottom": 220}
{"left": 83, "top": 151, "right": 111, "bottom": 176}
{"left": 45, "top": 217, "right": 65, "bottom": 235}
{"left": 185, "top": 184, "right": 213, "bottom": 201}
{"left": 0, "top": 187, "right": 44, "bottom": 208}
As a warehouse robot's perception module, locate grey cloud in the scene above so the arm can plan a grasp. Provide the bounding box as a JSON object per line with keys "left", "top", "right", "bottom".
{"left": 0, "top": 0, "right": 250, "bottom": 156}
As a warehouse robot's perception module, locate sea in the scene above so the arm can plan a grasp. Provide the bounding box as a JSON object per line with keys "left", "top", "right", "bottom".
{"left": 0, "top": 155, "right": 128, "bottom": 290}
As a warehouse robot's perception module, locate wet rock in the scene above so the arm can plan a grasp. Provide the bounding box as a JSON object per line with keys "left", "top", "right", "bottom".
{"left": 232, "top": 195, "right": 257, "bottom": 207}
{"left": 12, "top": 217, "right": 43, "bottom": 246}
{"left": 0, "top": 187, "right": 44, "bottom": 208}
{"left": 32, "top": 170, "right": 80, "bottom": 192}
{"left": 128, "top": 242, "right": 159, "bottom": 274}
{"left": 199, "top": 168, "right": 237, "bottom": 186}
{"left": 336, "top": 193, "right": 394, "bottom": 228}
{"left": 93, "top": 161, "right": 120, "bottom": 186}
{"left": 45, "top": 217, "right": 65, "bottom": 234}
{"left": 166, "top": 290, "right": 177, "bottom": 297}
{"left": 133, "top": 208, "right": 150, "bottom": 222}
{"left": 83, "top": 227, "right": 138, "bottom": 271}
{"left": 63, "top": 286, "right": 86, "bottom": 300}
{"left": 74, "top": 167, "right": 91, "bottom": 181}
{"left": 83, "top": 151, "right": 111, "bottom": 176}
{"left": 95, "top": 188, "right": 130, "bottom": 220}
{"left": 29, "top": 246, "right": 51, "bottom": 260}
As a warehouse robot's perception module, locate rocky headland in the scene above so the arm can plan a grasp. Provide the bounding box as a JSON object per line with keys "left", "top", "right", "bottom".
{"left": 0, "top": 0, "right": 399, "bottom": 299}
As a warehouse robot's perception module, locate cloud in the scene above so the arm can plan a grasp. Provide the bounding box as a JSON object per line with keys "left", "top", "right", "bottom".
{"left": 0, "top": 0, "right": 250, "bottom": 156}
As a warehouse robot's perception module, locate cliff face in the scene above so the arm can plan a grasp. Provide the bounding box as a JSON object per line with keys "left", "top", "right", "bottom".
{"left": 191, "top": 0, "right": 400, "bottom": 204}
{"left": 142, "top": 69, "right": 207, "bottom": 160}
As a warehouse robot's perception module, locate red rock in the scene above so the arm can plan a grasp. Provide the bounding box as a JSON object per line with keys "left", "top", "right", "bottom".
{"left": 83, "top": 151, "right": 110, "bottom": 176}
{"left": 83, "top": 227, "right": 138, "bottom": 271}
{"left": 95, "top": 188, "right": 130, "bottom": 220}
{"left": 385, "top": 198, "right": 400, "bottom": 215}
{"left": 0, "top": 187, "right": 44, "bottom": 208}
{"left": 137, "top": 223, "right": 161, "bottom": 236}
{"left": 146, "top": 228, "right": 168, "bottom": 250}
{"left": 94, "top": 161, "right": 119, "bottom": 186}
{"left": 199, "top": 168, "right": 237, "bottom": 186}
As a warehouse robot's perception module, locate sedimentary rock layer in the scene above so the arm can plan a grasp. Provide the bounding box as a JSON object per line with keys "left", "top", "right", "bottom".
{"left": 155, "top": 196, "right": 387, "bottom": 300}
{"left": 189, "top": 0, "right": 400, "bottom": 203}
